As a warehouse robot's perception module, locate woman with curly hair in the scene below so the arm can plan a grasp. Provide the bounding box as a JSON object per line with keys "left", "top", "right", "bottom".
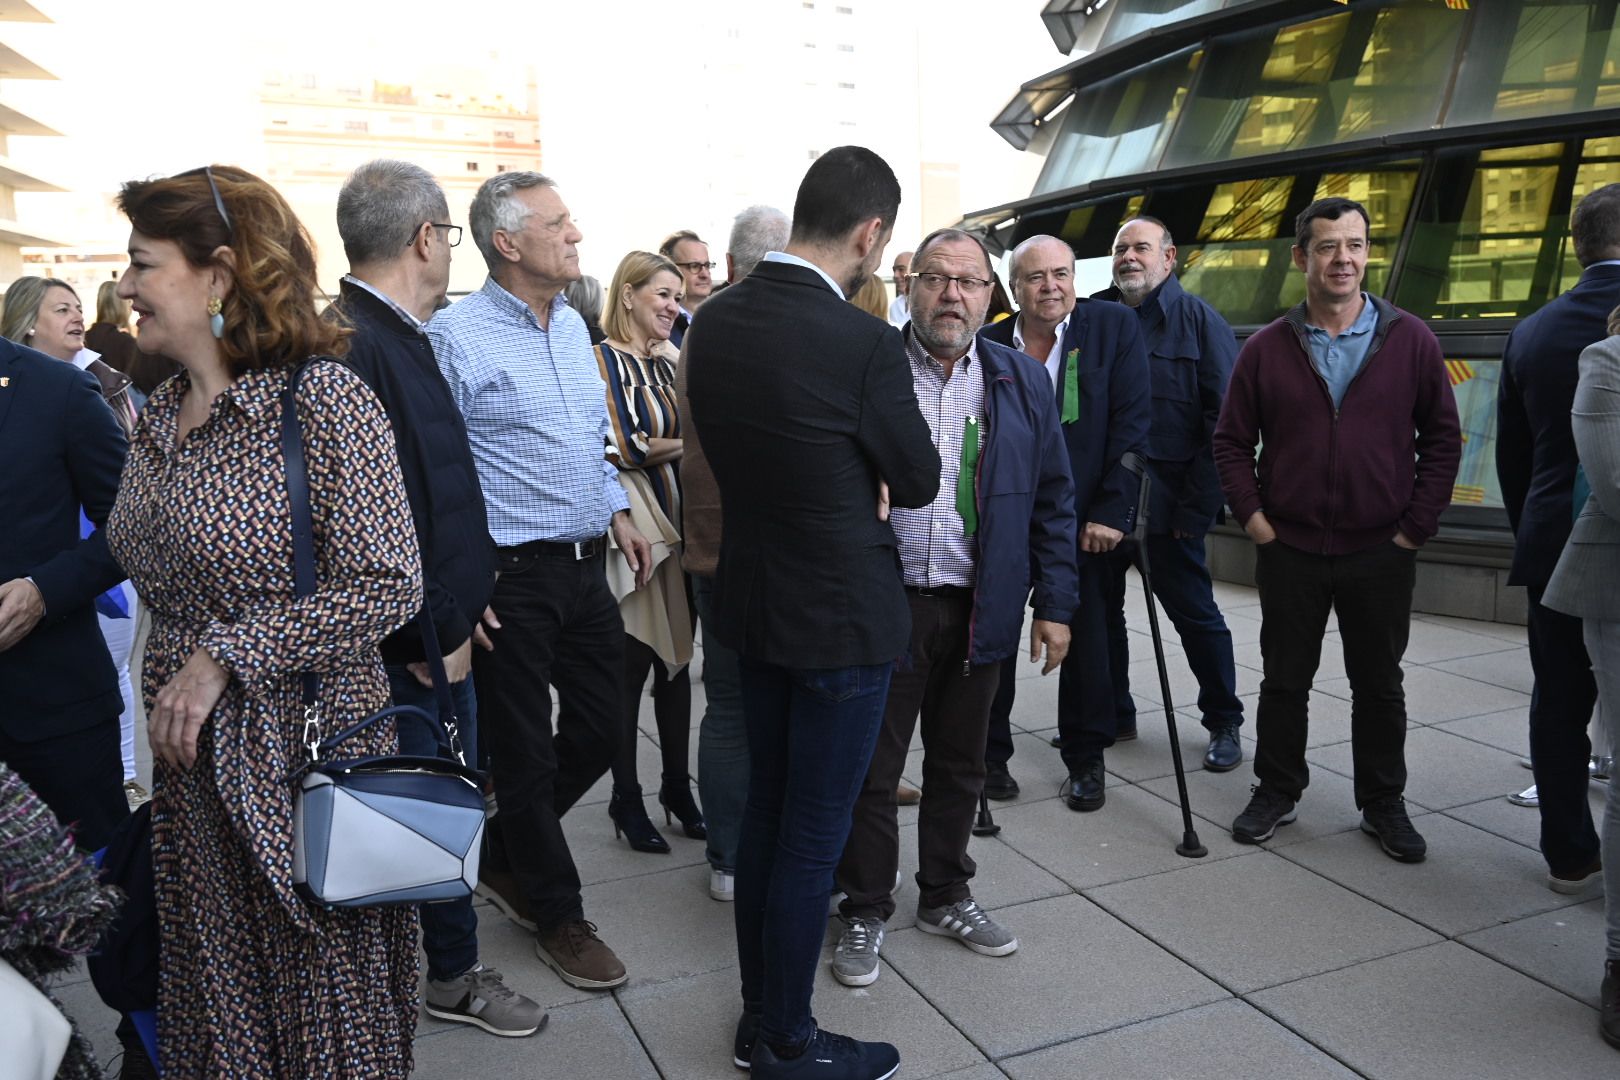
{"left": 106, "top": 165, "right": 423, "bottom": 1077}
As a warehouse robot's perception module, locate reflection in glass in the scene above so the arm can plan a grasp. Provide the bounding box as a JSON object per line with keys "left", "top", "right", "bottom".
{"left": 1179, "top": 176, "right": 1298, "bottom": 325}
{"left": 1448, "top": 359, "right": 1505, "bottom": 510}
{"left": 1448, "top": 1, "right": 1620, "bottom": 126}
{"left": 1098, "top": 0, "right": 1232, "bottom": 50}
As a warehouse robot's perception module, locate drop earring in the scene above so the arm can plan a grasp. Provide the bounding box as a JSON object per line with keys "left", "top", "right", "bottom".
{"left": 207, "top": 296, "right": 224, "bottom": 339}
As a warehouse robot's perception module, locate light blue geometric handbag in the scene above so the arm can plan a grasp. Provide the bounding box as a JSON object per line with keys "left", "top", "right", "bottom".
{"left": 280, "top": 360, "right": 486, "bottom": 908}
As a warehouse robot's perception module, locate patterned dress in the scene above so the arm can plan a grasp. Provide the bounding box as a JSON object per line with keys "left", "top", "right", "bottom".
{"left": 107, "top": 361, "right": 423, "bottom": 1078}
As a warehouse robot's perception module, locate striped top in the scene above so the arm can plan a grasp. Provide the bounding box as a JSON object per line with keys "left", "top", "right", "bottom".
{"left": 596, "top": 341, "right": 681, "bottom": 524}
{"left": 429, "top": 277, "right": 630, "bottom": 547}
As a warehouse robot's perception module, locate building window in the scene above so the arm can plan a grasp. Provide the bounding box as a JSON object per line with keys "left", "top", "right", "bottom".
{"left": 466, "top": 161, "right": 480, "bottom": 172}
{"left": 808, "top": 149, "right": 820, "bottom": 160}
{"left": 497, "top": 164, "right": 508, "bottom": 173}
{"left": 837, "top": 81, "right": 855, "bottom": 89}
{"left": 343, "top": 120, "right": 369, "bottom": 133}
{"left": 837, "top": 4, "right": 853, "bottom": 11}
{"left": 837, "top": 43, "right": 854, "bottom": 52}
{"left": 494, "top": 128, "right": 515, "bottom": 139}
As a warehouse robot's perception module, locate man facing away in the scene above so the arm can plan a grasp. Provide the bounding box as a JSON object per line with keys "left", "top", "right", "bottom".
{"left": 979, "top": 235, "right": 1151, "bottom": 812}
{"left": 661, "top": 228, "right": 715, "bottom": 347}
{"left": 679, "top": 203, "right": 792, "bottom": 904}
{"left": 831, "top": 227, "right": 1076, "bottom": 988}
{"left": 430, "top": 171, "right": 652, "bottom": 993}
{"left": 888, "top": 248, "right": 913, "bottom": 327}
{"left": 1093, "top": 216, "right": 1244, "bottom": 772}
{"left": 1213, "top": 196, "right": 1460, "bottom": 860}
{"left": 332, "top": 159, "right": 545, "bottom": 1037}
{"left": 1497, "top": 183, "right": 1620, "bottom": 896}
{"left": 687, "top": 145, "right": 940, "bottom": 1080}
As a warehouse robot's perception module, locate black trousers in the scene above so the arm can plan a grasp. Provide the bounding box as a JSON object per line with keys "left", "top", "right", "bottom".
{"left": 837, "top": 591, "right": 1001, "bottom": 921}
{"left": 0, "top": 718, "right": 128, "bottom": 851}
{"left": 1526, "top": 585, "right": 1600, "bottom": 875}
{"left": 1252, "top": 539, "right": 1416, "bottom": 807}
{"left": 476, "top": 545, "right": 624, "bottom": 932}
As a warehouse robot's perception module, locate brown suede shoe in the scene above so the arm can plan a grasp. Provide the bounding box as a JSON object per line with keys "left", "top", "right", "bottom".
{"left": 475, "top": 865, "right": 536, "bottom": 932}
{"left": 896, "top": 783, "right": 921, "bottom": 807}
{"left": 1602, "top": 958, "right": 1619, "bottom": 1051}
{"left": 536, "top": 920, "right": 628, "bottom": 990}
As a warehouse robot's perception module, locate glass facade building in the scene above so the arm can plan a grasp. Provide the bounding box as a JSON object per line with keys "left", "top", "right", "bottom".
{"left": 971, "top": 0, "right": 1620, "bottom": 561}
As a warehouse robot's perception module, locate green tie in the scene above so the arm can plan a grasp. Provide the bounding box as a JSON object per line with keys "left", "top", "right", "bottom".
{"left": 1061, "top": 349, "right": 1080, "bottom": 424}
{"left": 956, "top": 415, "right": 981, "bottom": 536}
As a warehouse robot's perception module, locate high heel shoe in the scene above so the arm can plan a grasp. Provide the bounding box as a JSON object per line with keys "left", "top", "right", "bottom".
{"left": 659, "top": 776, "right": 707, "bottom": 840}
{"left": 609, "top": 787, "right": 670, "bottom": 854}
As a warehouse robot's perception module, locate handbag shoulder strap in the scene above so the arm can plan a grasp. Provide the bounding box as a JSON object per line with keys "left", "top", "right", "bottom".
{"left": 279, "top": 358, "right": 461, "bottom": 753}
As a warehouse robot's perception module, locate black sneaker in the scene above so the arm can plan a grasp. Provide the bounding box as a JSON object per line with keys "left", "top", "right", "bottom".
{"left": 983, "top": 761, "right": 1020, "bottom": 800}
{"left": 1360, "top": 796, "right": 1426, "bottom": 863}
{"left": 1232, "top": 785, "right": 1296, "bottom": 844}
{"left": 751, "top": 1024, "right": 900, "bottom": 1080}
{"left": 1601, "top": 958, "right": 1619, "bottom": 1050}
{"left": 735, "top": 1012, "right": 759, "bottom": 1070}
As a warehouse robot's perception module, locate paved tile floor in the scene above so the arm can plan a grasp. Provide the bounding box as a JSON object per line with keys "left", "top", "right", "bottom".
{"left": 52, "top": 580, "right": 1618, "bottom": 1077}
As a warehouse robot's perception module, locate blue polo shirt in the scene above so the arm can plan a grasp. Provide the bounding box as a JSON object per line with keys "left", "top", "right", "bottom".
{"left": 1305, "top": 293, "right": 1379, "bottom": 409}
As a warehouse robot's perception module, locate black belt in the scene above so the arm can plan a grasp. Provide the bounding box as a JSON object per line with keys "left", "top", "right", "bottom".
{"left": 906, "top": 584, "right": 974, "bottom": 601}
{"left": 498, "top": 535, "right": 607, "bottom": 562}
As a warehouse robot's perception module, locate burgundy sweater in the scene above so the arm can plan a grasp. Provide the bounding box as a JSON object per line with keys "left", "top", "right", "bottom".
{"left": 1213, "top": 297, "right": 1461, "bottom": 555}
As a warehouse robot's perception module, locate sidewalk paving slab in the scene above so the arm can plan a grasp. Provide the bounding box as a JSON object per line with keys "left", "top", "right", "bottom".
{"left": 413, "top": 995, "right": 658, "bottom": 1078}
{"left": 1312, "top": 665, "right": 1529, "bottom": 724}
{"left": 1307, "top": 725, "right": 1524, "bottom": 811}
{"left": 1139, "top": 762, "right": 1389, "bottom": 848}
{"left": 1460, "top": 898, "right": 1609, "bottom": 1008}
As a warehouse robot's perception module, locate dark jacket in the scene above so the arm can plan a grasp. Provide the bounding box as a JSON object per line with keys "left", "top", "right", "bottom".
{"left": 1213, "top": 295, "right": 1462, "bottom": 555}
{"left": 333, "top": 280, "right": 496, "bottom": 664}
{"left": 1497, "top": 262, "right": 1620, "bottom": 589}
{"left": 966, "top": 337, "right": 1078, "bottom": 663}
{"left": 979, "top": 299, "right": 1152, "bottom": 540}
{"left": 686, "top": 260, "right": 941, "bottom": 668}
{"left": 1092, "top": 276, "right": 1237, "bottom": 536}
{"left": 85, "top": 322, "right": 179, "bottom": 399}
{"left": 0, "top": 340, "right": 127, "bottom": 739}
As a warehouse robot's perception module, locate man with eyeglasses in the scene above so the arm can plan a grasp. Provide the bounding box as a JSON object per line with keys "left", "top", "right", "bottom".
{"left": 660, "top": 229, "right": 715, "bottom": 347}
{"left": 1214, "top": 197, "right": 1459, "bottom": 860}
{"left": 978, "top": 235, "right": 1151, "bottom": 813}
{"left": 431, "top": 171, "right": 653, "bottom": 995}
{"left": 887, "top": 249, "right": 913, "bottom": 327}
{"left": 1091, "top": 217, "right": 1245, "bottom": 774}
{"left": 830, "top": 228, "right": 1076, "bottom": 989}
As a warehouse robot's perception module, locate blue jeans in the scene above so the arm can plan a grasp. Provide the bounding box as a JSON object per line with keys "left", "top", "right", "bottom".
{"left": 694, "top": 575, "right": 748, "bottom": 872}
{"left": 735, "top": 658, "right": 893, "bottom": 1051}
{"left": 386, "top": 664, "right": 481, "bottom": 982}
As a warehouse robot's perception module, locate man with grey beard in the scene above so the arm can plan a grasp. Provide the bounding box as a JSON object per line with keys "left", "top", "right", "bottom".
{"left": 1094, "top": 216, "right": 1244, "bottom": 772}
{"left": 830, "top": 227, "right": 1077, "bottom": 988}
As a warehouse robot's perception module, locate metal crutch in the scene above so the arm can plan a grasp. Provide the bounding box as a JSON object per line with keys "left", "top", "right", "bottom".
{"left": 1119, "top": 452, "right": 1208, "bottom": 859}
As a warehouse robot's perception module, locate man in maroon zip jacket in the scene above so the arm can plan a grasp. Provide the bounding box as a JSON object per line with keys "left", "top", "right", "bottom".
{"left": 1213, "top": 196, "right": 1461, "bottom": 862}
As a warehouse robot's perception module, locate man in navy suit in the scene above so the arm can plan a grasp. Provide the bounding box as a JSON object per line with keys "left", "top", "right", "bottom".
{"left": 1497, "top": 182, "right": 1620, "bottom": 894}
{"left": 0, "top": 337, "right": 129, "bottom": 851}
{"left": 980, "top": 234, "right": 1151, "bottom": 812}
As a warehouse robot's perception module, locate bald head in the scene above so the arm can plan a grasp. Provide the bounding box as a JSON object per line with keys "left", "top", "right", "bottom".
{"left": 892, "top": 249, "right": 915, "bottom": 296}
{"left": 1009, "top": 235, "right": 1076, "bottom": 332}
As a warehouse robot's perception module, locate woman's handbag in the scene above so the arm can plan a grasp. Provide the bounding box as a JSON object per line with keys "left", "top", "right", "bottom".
{"left": 0, "top": 957, "right": 73, "bottom": 1080}
{"left": 280, "top": 361, "right": 486, "bottom": 908}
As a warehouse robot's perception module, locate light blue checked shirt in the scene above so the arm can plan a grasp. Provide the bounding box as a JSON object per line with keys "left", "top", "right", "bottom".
{"left": 429, "top": 277, "right": 629, "bottom": 546}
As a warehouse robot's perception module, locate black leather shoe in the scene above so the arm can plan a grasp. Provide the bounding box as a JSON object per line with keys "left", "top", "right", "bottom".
{"left": 1048, "top": 734, "right": 1063, "bottom": 748}
{"left": 1203, "top": 724, "right": 1242, "bottom": 772}
{"left": 734, "top": 1012, "right": 759, "bottom": 1069}
{"left": 1601, "top": 958, "right": 1619, "bottom": 1050}
{"left": 609, "top": 786, "right": 671, "bottom": 854}
{"left": 1063, "top": 759, "right": 1106, "bottom": 812}
{"left": 983, "top": 761, "right": 1020, "bottom": 801}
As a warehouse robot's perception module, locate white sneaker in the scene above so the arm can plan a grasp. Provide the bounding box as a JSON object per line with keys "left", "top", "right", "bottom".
{"left": 1507, "top": 785, "right": 1539, "bottom": 807}
{"left": 709, "top": 868, "right": 734, "bottom": 902}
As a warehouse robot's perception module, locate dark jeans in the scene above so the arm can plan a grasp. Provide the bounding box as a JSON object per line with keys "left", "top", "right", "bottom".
{"left": 475, "top": 546, "right": 623, "bottom": 933}
{"left": 1057, "top": 547, "right": 1135, "bottom": 769}
{"left": 838, "top": 592, "right": 1000, "bottom": 921}
{"left": 1526, "top": 585, "right": 1600, "bottom": 875}
{"left": 610, "top": 635, "right": 692, "bottom": 794}
{"left": 387, "top": 665, "right": 481, "bottom": 982}
{"left": 1107, "top": 535, "right": 1243, "bottom": 731}
{"left": 0, "top": 718, "right": 128, "bottom": 851}
{"left": 694, "top": 575, "right": 748, "bottom": 872}
{"left": 735, "top": 657, "right": 893, "bottom": 1051}
{"left": 1253, "top": 539, "right": 1416, "bottom": 807}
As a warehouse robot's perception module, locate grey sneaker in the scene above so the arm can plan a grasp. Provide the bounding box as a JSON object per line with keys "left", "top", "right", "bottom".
{"left": 916, "top": 898, "right": 1019, "bottom": 956}
{"left": 424, "top": 965, "right": 548, "bottom": 1037}
{"left": 831, "top": 916, "right": 885, "bottom": 987}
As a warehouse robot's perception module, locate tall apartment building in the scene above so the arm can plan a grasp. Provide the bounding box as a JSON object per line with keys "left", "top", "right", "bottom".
{"left": 0, "top": 0, "right": 61, "bottom": 284}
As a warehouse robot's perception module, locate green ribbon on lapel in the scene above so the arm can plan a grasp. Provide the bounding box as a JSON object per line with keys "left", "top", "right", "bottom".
{"left": 1061, "top": 349, "right": 1080, "bottom": 424}
{"left": 956, "top": 415, "right": 981, "bottom": 536}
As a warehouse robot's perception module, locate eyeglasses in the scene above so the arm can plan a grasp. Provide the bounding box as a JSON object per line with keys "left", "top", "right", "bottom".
{"left": 413, "top": 222, "right": 462, "bottom": 248}
{"left": 910, "top": 272, "right": 991, "bottom": 296}
{"left": 675, "top": 260, "right": 716, "bottom": 273}
{"left": 180, "top": 165, "right": 234, "bottom": 238}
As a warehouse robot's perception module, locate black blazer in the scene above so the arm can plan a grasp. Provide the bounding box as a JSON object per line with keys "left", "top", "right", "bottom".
{"left": 333, "top": 281, "right": 497, "bottom": 664}
{"left": 0, "top": 340, "right": 128, "bottom": 740}
{"left": 1498, "top": 263, "right": 1620, "bottom": 589}
{"left": 980, "top": 299, "right": 1151, "bottom": 538}
{"left": 685, "top": 260, "right": 941, "bottom": 668}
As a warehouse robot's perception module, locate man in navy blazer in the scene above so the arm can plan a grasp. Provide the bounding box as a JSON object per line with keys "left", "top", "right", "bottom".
{"left": 0, "top": 336, "right": 129, "bottom": 850}
{"left": 1497, "top": 182, "right": 1620, "bottom": 893}
{"left": 979, "top": 234, "right": 1151, "bottom": 812}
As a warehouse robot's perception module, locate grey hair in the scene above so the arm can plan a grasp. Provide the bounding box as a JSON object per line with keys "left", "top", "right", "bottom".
{"left": 0, "top": 276, "right": 75, "bottom": 345}
{"left": 564, "top": 275, "right": 603, "bottom": 327}
{"left": 336, "top": 159, "right": 450, "bottom": 267}
{"left": 469, "top": 171, "right": 556, "bottom": 270}
{"left": 727, "top": 204, "right": 791, "bottom": 281}
{"left": 1008, "top": 234, "right": 1075, "bottom": 281}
